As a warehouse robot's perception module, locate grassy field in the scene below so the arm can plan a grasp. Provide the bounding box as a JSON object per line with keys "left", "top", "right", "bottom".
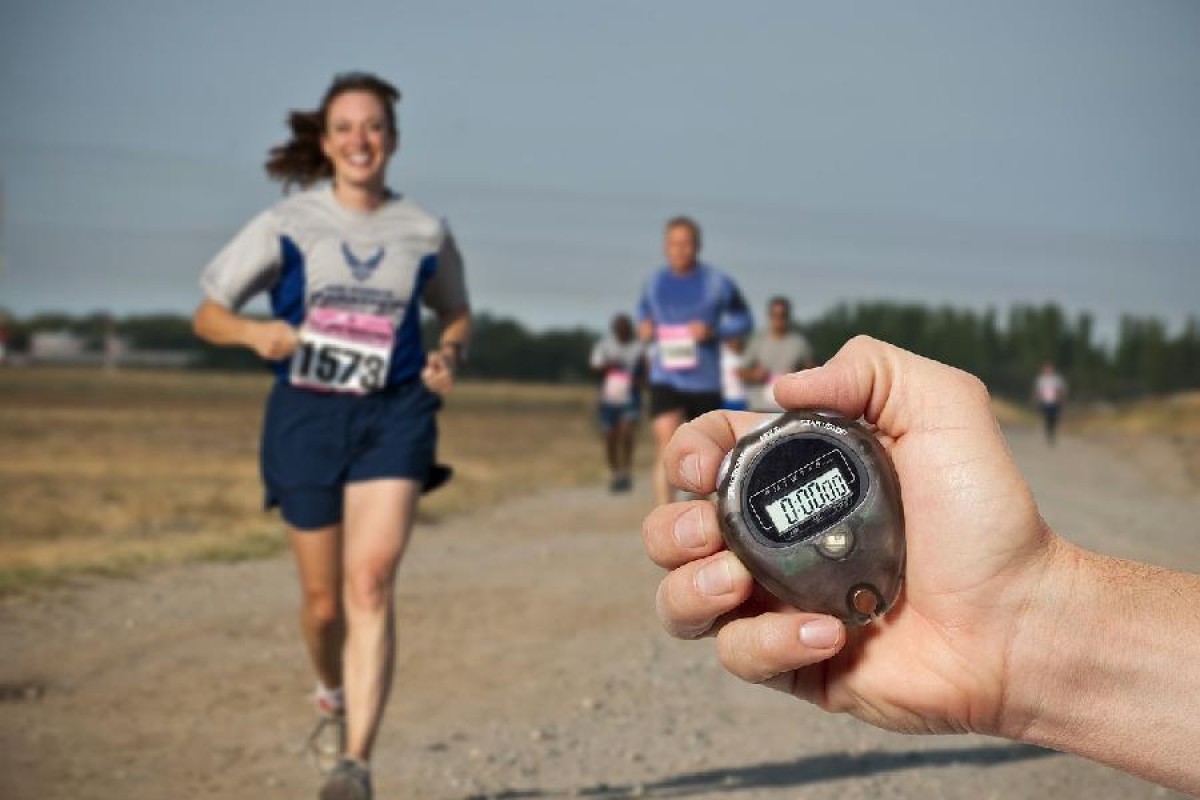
{"left": 0, "top": 367, "right": 650, "bottom": 594}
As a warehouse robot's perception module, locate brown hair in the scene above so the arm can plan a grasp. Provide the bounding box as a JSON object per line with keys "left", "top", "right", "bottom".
{"left": 768, "top": 295, "right": 792, "bottom": 316}
{"left": 664, "top": 215, "right": 702, "bottom": 250}
{"left": 264, "top": 72, "right": 401, "bottom": 189}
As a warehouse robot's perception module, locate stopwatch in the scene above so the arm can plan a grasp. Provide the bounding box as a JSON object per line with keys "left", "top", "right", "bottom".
{"left": 716, "top": 410, "right": 905, "bottom": 625}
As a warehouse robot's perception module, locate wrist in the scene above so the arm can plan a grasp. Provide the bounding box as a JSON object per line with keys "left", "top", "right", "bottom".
{"left": 999, "top": 539, "right": 1200, "bottom": 794}
{"left": 236, "top": 318, "right": 262, "bottom": 350}
{"left": 437, "top": 340, "right": 465, "bottom": 371}
{"left": 994, "top": 533, "right": 1090, "bottom": 742}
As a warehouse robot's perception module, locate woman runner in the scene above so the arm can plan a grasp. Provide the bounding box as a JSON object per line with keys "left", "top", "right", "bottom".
{"left": 193, "top": 72, "right": 470, "bottom": 800}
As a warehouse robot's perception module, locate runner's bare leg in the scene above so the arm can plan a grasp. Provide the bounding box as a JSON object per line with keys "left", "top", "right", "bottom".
{"left": 341, "top": 478, "right": 420, "bottom": 761}
{"left": 617, "top": 417, "right": 637, "bottom": 477}
{"left": 605, "top": 427, "right": 620, "bottom": 476}
{"left": 288, "top": 525, "right": 345, "bottom": 690}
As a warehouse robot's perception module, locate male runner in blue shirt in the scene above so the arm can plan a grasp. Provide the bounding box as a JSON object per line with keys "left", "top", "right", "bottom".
{"left": 637, "top": 216, "right": 752, "bottom": 506}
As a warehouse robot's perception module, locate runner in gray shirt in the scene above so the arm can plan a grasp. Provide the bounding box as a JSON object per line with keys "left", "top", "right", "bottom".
{"left": 741, "top": 296, "right": 815, "bottom": 411}
{"left": 193, "top": 73, "right": 470, "bottom": 800}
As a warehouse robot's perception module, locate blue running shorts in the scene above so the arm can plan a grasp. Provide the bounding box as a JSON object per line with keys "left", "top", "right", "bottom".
{"left": 260, "top": 379, "right": 441, "bottom": 530}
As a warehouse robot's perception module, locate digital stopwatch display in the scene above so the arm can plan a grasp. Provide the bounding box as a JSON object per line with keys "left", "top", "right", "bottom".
{"left": 745, "top": 436, "right": 865, "bottom": 545}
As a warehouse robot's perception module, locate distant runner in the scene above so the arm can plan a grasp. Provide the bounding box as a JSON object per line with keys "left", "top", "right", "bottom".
{"left": 192, "top": 73, "right": 470, "bottom": 800}
{"left": 637, "top": 216, "right": 752, "bottom": 506}
{"left": 590, "top": 313, "right": 646, "bottom": 493}
{"left": 740, "top": 296, "right": 815, "bottom": 412}
{"left": 1032, "top": 362, "right": 1068, "bottom": 445}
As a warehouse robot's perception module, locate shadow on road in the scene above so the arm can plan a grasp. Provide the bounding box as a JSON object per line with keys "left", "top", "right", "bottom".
{"left": 467, "top": 743, "right": 1058, "bottom": 798}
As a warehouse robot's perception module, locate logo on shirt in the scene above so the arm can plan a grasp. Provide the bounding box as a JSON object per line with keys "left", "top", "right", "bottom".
{"left": 341, "top": 242, "right": 386, "bottom": 282}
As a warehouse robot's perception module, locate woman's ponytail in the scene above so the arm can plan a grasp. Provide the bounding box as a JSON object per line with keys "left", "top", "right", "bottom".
{"left": 265, "top": 109, "right": 330, "bottom": 188}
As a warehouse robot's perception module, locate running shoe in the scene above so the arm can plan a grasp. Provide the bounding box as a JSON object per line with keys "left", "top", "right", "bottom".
{"left": 319, "top": 758, "right": 373, "bottom": 800}
{"left": 305, "top": 690, "right": 346, "bottom": 775}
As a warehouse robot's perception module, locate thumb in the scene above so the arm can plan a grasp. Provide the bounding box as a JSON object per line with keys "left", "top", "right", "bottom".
{"left": 771, "top": 335, "right": 996, "bottom": 440}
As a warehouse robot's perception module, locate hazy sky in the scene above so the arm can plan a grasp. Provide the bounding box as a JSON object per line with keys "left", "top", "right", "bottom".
{"left": 1, "top": 1, "right": 1197, "bottom": 337}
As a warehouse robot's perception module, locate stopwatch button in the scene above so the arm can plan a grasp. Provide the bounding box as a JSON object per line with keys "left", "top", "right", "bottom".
{"left": 817, "top": 526, "right": 855, "bottom": 559}
{"left": 850, "top": 587, "right": 880, "bottom": 616}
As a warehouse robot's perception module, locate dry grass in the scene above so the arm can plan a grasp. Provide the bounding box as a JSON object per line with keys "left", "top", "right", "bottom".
{"left": 1070, "top": 391, "right": 1200, "bottom": 436}
{"left": 0, "top": 368, "right": 639, "bottom": 594}
{"left": 1068, "top": 391, "right": 1200, "bottom": 489}
{"left": 990, "top": 396, "right": 1036, "bottom": 426}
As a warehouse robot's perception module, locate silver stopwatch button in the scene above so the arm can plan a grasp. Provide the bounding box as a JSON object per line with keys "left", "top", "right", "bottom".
{"left": 816, "top": 524, "right": 855, "bottom": 559}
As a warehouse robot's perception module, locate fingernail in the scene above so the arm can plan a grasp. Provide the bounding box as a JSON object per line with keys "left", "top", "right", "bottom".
{"left": 695, "top": 553, "right": 746, "bottom": 596}
{"left": 681, "top": 454, "right": 702, "bottom": 490}
{"left": 673, "top": 507, "right": 706, "bottom": 549}
{"left": 799, "top": 618, "right": 842, "bottom": 649}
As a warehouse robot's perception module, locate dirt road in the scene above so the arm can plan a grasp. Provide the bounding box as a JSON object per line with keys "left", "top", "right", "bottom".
{"left": 2, "top": 427, "right": 1198, "bottom": 799}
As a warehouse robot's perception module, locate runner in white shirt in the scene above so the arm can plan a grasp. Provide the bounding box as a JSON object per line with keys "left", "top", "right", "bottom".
{"left": 1032, "top": 362, "right": 1068, "bottom": 445}
{"left": 720, "top": 337, "right": 749, "bottom": 411}
{"left": 590, "top": 313, "right": 646, "bottom": 493}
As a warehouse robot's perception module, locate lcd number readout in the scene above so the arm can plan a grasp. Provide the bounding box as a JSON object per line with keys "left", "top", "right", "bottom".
{"left": 764, "top": 467, "right": 852, "bottom": 533}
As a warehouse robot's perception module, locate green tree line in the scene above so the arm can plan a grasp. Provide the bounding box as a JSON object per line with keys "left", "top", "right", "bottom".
{"left": 804, "top": 303, "right": 1200, "bottom": 399}
{"left": 2, "top": 304, "right": 1198, "bottom": 399}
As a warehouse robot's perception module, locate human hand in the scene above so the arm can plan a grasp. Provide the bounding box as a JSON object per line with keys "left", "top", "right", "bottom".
{"left": 687, "top": 321, "right": 714, "bottom": 342}
{"left": 643, "top": 335, "right": 1061, "bottom": 738}
{"left": 421, "top": 351, "right": 455, "bottom": 396}
{"left": 248, "top": 320, "right": 299, "bottom": 361}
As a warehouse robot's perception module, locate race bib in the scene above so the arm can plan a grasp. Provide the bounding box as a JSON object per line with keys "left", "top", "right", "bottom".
{"left": 602, "top": 369, "right": 634, "bottom": 406}
{"left": 290, "top": 308, "right": 393, "bottom": 394}
{"left": 657, "top": 324, "right": 698, "bottom": 371}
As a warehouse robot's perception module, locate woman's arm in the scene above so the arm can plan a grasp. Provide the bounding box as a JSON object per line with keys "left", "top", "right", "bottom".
{"left": 192, "top": 299, "right": 297, "bottom": 361}
{"left": 421, "top": 306, "right": 471, "bottom": 396}
{"left": 434, "top": 306, "right": 471, "bottom": 366}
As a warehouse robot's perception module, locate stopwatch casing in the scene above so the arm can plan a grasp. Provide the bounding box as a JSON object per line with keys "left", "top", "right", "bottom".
{"left": 716, "top": 410, "right": 905, "bottom": 626}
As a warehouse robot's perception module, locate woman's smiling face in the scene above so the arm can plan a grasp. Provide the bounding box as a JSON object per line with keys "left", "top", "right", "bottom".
{"left": 321, "top": 89, "right": 396, "bottom": 190}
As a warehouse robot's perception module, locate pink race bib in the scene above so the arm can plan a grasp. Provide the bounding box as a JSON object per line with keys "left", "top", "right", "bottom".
{"left": 602, "top": 369, "right": 634, "bottom": 405}
{"left": 657, "top": 324, "right": 698, "bottom": 371}
{"left": 289, "top": 308, "right": 393, "bottom": 394}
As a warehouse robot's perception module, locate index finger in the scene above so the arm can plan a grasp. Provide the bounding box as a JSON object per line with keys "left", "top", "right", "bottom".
{"left": 662, "top": 410, "right": 779, "bottom": 495}
{"left": 642, "top": 500, "right": 725, "bottom": 569}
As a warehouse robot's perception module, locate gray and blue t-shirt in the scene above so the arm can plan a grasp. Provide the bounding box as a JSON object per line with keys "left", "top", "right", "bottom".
{"left": 200, "top": 184, "right": 468, "bottom": 386}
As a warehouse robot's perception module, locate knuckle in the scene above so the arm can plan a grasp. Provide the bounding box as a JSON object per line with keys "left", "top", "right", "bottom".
{"left": 716, "top": 622, "right": 771, "bottom": 683}
{"left": 844, "top": 334, "right": 882, "bottom": 355}
{"left": 640, "top": 514, "right": 662, "bottom": 560}
{"left": 654, "top": 575, "right": 679, "bottom": 625}
{"left": 953, "top": 370, "right": 990, "bottom": 404}
{"left": 656, "top": 570, "right": 711, "bottom": 640}
{"left": 714, "top": 630, "right": 742, "bottom": 674}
